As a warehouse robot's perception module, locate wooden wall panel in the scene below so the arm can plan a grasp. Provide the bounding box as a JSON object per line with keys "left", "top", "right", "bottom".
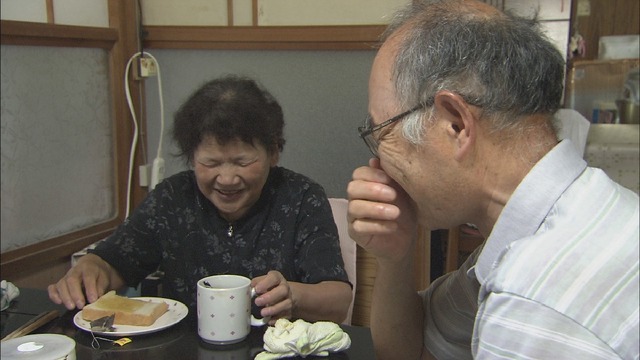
{"left": 11, "top": 261, "right": 70, "bottom": 291}
{"left": 571, "top": 0, "right": 640, "bottom": 61}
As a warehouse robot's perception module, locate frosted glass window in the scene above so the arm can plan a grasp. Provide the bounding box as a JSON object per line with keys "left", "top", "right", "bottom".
{"left": 1, "top": 45, "right": 115, "bottom": 252}
{"left": 141, "top": 0, "right": 228, "bottom": 26}
{"left": 0, "top": 0, "right": 48, "bottom": 23}
{"left": 53, "top": 0, "right": 109, "bottom": 27}
{"left": 257, "top": 0, "right": 409, "bottom": 26}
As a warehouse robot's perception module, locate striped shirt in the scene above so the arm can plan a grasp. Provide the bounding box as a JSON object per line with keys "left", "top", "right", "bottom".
{"left": 422, "top": 140, "right": 639, "bottom": 359}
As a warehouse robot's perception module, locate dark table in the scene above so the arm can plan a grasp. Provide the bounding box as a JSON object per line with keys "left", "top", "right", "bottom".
{"left": 1, "top": 288, "right": 376, "bottom": 359}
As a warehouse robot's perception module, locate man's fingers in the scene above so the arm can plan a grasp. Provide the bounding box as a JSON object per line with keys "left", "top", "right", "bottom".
{"left": 351, "top": 216, "right": 400, "bottom": 234}
{"left": 351, "top": 165, "right": 394, "bottom": 185}
{"left": 348, "top": 198, "right": 400, "bottom": 223}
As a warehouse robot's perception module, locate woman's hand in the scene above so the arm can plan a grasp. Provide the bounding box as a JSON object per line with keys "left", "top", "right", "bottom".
{"left": 252, "top": 271, "right": 352, "bottom": 324}
{"left": 251, "top": 270, "right": 294, "bottom": 324}
{"left": 48, "top": 254, "right": 125, "bottom": 310}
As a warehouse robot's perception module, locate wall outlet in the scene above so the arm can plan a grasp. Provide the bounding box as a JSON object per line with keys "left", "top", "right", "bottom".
{"left": 577, "top": 0, "right": 591, "bottom": 16}
{"left": 149, "top": 157, "right": 165, "bottom": 190}
{"left": 140, "top": 57, "right": 157, "bottom": 77}
{"left": 134, "top": 57, "right": 157, "bottom": 79}
{"left": 139, "top": 164, "right": 151, "bottom": 187}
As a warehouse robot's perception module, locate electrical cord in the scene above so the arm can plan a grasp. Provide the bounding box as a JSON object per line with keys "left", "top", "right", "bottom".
{"left": 124, "top": 51, "right": 165, "bottom": 217}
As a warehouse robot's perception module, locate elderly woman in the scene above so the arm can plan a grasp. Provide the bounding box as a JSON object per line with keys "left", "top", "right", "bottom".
{"left": 49, "top": 75, "right": 352, "bottom": 324}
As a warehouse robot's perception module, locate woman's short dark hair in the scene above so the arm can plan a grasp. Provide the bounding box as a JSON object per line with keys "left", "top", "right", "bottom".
{"left": 172, "top": 75, "right": 285, "bottom": 164}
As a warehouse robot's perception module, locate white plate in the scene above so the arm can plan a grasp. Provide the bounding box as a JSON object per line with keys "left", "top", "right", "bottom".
{"left": 73, "top": 297, "right": 188, "bottom": 336}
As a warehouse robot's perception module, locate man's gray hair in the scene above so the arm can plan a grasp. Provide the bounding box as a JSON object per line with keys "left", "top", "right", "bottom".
{"left": 383, "top": 0, "right": 565, "bottom": 143}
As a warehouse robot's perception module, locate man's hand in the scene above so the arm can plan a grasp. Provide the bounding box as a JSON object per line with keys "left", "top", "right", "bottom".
{"left": 347, "top": 158, "right": 418, "bottom": 262}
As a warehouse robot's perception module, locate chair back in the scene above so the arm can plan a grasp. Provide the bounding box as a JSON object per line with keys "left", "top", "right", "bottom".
{"left": 328, "top": 198, "right": 357, "bottom": 325}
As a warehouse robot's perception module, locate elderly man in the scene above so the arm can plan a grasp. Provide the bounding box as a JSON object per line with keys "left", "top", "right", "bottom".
{"left": 347, "top": 1, "right": 639, "bottom": 359}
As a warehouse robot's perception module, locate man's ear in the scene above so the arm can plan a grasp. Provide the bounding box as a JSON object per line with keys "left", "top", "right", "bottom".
{"left": 433, "top": 91, "right": 477, "bottom": 161}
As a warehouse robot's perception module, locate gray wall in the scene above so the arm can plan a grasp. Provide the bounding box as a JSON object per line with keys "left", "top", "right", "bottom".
{"left": 144, "top": 49, "right": 376, "bottom": 198}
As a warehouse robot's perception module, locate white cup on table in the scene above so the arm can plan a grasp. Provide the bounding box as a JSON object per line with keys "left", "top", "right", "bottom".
{"left": 197, "top": 275, "right": 270, "bottom": 345}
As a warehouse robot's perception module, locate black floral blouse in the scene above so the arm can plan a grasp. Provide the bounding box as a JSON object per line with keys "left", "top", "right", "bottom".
{"left": 91, "top": 167, "right": 349, "bottom": 311}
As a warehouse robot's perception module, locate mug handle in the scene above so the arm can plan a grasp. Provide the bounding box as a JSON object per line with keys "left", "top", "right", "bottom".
{"left": 250, "top": 288, "right": 271, "bottom": 326}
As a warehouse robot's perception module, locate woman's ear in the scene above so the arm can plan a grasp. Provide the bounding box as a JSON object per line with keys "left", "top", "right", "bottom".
{"left": 269, "top": 148, "right": 280, "bottom": 166}
{"left": 433, "top": 91, "right": 478, "bottom": 161}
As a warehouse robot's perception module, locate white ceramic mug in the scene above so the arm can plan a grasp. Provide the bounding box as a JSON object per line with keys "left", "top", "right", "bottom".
{"left": 197, "top": 275, "right": 270, "bottom": 345}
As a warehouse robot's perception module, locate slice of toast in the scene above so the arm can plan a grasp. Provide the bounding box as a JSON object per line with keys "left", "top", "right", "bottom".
{"left": 82, "top": 291, "right": 169, "bottom": 326}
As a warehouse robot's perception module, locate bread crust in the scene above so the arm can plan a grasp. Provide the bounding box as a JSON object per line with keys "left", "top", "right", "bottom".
{"left": 82, "top": 291, "right": 169, "bottom": 326}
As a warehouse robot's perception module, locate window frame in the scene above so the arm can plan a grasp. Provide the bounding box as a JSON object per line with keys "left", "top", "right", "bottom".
{"left": 0, "top": 3, "right": 146, "bottom": 278}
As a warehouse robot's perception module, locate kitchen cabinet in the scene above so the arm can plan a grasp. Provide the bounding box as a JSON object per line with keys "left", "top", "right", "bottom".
{"left": 584, "top": 124, "right": 640, "bottom": 194}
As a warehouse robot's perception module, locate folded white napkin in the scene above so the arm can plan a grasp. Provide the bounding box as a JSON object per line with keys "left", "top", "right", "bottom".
{"left": 1, "top": 280, "right": 20, "bottom": 311}
{"left": 255, "top": 319, "right": 351, "bottom": 359}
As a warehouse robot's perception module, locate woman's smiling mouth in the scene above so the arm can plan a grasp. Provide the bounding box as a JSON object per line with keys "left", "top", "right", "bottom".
{"left": 215, "top": 188, "right": 243, "bottom": 200}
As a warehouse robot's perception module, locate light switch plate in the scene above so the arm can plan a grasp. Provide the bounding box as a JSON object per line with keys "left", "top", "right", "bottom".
{"left": 577, "top": 0, "right": 591, "bottom": 16}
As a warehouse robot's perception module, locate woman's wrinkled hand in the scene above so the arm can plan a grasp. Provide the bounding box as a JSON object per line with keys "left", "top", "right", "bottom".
{"left": 251, "top": 270, "right": 295, "bottom": 324}
{"left": 47, "top": 254, "right": 123, "bottom": 310}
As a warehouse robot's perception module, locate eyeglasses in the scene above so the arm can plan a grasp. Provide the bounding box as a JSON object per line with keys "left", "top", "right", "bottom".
{"left": 358, "top": 105, "right": 423, "bottom": 157}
